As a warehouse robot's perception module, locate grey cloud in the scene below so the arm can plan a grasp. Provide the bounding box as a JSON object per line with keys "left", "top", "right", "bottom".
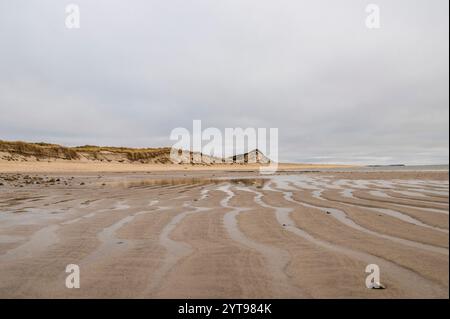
{"left": 0, "top": 0, "right": 448, "bottom": 164}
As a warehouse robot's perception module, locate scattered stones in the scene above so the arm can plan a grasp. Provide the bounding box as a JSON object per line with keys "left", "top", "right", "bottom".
{"left": 0, "top": 174, "right": 74, "bottom": 188}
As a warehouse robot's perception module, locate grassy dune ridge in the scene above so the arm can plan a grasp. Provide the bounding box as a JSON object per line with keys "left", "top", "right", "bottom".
{"left": 0, "top": 140, "right": 79, "bottom": 160}
{"left": 0, "top": 140, "right": 358, "bottom": 173}
{"left": 0, "top": 140, "right": 172, "bottom": 162}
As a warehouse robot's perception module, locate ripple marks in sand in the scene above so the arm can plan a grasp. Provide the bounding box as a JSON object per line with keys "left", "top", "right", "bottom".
{"left": 308, "top": 190, "right": 447, "bottom": 255}
{"left": 0, "top": 225, "right": 59, "bottom": 262}
{"left": 355, "top": 190, "right": 449, "bottom": 212}
{"left": 304, "top": 186, "right": 449, "bottom": 231}
{"left": 365, "top": 190, "right": 449, "bottom": 215}
{"left": 338, "top": 189, "right": 448, "bottom": 216}
{"left": 147, "top": 190, "right": 210, "bottom": 294}
{"left": 0, "top": 199, "right": 135, "bottom": 262}
{"left": 219, "top": 184, "right": 307, "bottom": 298}
{"left": 252, "top": 185, "right": 447, "bottom": 298}
{"left": 81, "top": 200, "right": 161, "bottom": 265}
{"left": 309, "top": 189, "right": 449, "bottom": 238}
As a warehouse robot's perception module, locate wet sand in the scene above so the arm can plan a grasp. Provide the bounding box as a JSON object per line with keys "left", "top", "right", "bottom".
{"left": 0, "top": 170, "right": 448, "bottom": 298}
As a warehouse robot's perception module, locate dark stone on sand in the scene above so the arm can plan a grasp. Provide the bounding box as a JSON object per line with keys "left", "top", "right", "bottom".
{"left": 368, "top": 282, "right": 386, "bottom": 289}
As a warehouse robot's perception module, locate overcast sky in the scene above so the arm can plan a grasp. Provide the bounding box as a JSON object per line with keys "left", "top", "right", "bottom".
{"left": 0, "top": 0, "right": 448, "bottom": 164}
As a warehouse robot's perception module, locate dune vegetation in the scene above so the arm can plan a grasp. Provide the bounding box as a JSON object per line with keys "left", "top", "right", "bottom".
{"left": 0, "top": 140, "right": 172, "bottom": 162}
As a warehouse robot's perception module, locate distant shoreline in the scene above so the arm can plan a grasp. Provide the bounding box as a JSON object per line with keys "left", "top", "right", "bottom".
{"left": 1, "top": 160, "right": 448, "bottom": 174}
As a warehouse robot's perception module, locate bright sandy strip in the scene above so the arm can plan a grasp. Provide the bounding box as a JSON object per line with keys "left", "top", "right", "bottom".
{"left": 0, "top": 160, "right": 355, "bottom": 173}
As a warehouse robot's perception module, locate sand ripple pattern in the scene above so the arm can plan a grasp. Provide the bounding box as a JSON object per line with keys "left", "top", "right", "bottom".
{"left": 254, "top": 184, "right": 447, "bottom": 298}
{"left": 219, "top": 184, "right": 307, "bottom": 297}
{"left": 0, "top": 173, "right": 447, "bottom": 298}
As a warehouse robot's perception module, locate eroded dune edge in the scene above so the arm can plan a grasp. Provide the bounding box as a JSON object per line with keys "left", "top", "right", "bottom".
{"left": 0, "top": 170, "right": 448, "bottom": 298}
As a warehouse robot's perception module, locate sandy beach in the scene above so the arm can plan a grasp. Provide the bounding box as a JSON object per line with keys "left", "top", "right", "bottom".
{"left": 0, "top": 167, "right": 448, "bottom": 298}
{"left": 1, "top": 0, "right": 448, "bottom": 307}
{"left": 0, "top": 160, "right": 354, "bottom": 173}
